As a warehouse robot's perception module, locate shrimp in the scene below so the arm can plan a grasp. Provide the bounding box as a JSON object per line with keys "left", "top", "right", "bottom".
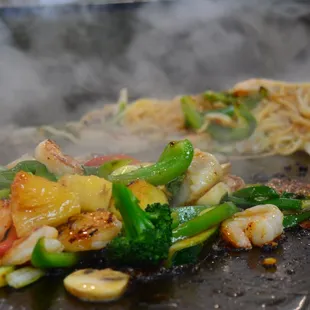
{"left": 57, "top": 210, "right": 122, "bottom": 252}
{"left": 221, "top": 204, "right": 283, "bottom": 249}
{"left": 0, "top": 200, "right": 12, "bottom": 241}
{"left": 174, "top": 149, "right": 223, "bottom": 205}
{"left": 1, "top": 226, "right": 58, "bottom": 266}
{"left": 34, "top": 139, "right": 84, "bottom": 176}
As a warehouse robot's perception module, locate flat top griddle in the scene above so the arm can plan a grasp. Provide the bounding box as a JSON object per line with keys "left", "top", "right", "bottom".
{"left": 0, "top": 152, "right": 309, "bottom": 310}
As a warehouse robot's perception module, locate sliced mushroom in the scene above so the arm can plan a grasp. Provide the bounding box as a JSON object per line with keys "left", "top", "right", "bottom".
{"left": 64, "top": 268, "right": 130, "bottom": 302}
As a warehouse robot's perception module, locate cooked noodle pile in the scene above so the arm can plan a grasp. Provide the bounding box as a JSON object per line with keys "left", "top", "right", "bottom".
{"left": 231, "top": 79, "right": 310, "bottom": 156}
{"left": 96, "top": 79, "right": 309, "bottom": 157}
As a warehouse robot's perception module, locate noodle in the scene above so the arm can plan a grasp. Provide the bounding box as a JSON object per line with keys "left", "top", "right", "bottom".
{"left": 76, "top": 78, "right": 310, "bottom": 157}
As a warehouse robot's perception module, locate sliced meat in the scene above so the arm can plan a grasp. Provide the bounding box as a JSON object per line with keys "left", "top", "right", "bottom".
{"left": 266, "top": 178, "right": 310, "bottom": 196}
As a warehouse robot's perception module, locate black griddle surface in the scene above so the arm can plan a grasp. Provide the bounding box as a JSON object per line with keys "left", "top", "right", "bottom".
{"left": 0, "top": 153, "right": 309, "bottom": 310}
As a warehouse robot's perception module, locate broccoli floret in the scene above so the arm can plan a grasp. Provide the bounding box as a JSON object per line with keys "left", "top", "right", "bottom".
{"left": 105, "top": 183, "right": 172, "bottom": 267}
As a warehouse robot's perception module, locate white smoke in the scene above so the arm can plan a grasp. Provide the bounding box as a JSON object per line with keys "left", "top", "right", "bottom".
{"left": 0, "top": 0, "right": 309, "bottom": 128}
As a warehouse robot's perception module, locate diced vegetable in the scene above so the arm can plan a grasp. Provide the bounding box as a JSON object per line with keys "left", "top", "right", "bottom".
{"left": 11, "top": 172, "right": 81, "bottom": 238}
{"left": 6, "top": 267, "right": 45, "bottom": 289}
{"left": 165, "top": 226, "right": 219, "bottom": 268}
{"left": 58, "top": 174, "right": 112, "bottom": 212}
{"left": 172, "top": 202, "right": 238, "bottom": 242}
{"left": 105, "top": 184, "right": 172, "bottom": 267}
{"left": 109, "top": 180, "right": 167, "bottom": 220}
{"left": 127, "top": 180, "right": 168, "bottom": 210}
{"left": 31, "top": 237, "right": 79, "bottom": 269}
{"left": 0, "top": 266, "right": 15, "bottom": 288}
{"left": 108, "top": 140, "right": 194, "bottom": 186}
{"left": 64, "top": 269, "right": 129, "bottom": 302}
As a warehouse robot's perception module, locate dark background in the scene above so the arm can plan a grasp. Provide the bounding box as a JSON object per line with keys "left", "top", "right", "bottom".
{"left": 0, "top": 0, "right": 310, "bottom": 127}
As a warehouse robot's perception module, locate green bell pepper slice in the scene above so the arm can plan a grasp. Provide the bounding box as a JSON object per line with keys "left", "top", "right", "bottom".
{"left": 108, "top": 139, "right": 194, "bottom": 186}
{"left": 172, "top": 202, "right": 238, "bottom": 242}
{"left": 171, "top": 205, "right": 214, "bottom": 228}
{"left": 181, "top": 96, "right": 204, "bottom": 130}
{"left": 207, "top": 104, "right": 257, "bottom": 142}
{"left": 31, "top": 238, "right": 80, "bottom": 269}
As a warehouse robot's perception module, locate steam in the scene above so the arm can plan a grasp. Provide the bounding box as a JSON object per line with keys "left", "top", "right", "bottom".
{"left": 0, "top": 0, "right": 309, "bottom": 129}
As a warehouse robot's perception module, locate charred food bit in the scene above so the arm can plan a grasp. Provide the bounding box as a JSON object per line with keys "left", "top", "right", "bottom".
{"left": 64, "top": 268, "right": 130, "bottom": 302}
{"left": 262, "top": 257, "right": 277, "bottom": 269}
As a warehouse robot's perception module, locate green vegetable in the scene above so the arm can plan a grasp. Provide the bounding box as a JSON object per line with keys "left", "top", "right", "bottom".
{"left": 226, "top": 185, "right": 279, "bottom": 206}
{"left": 6, "top": 267, "right": 45, "bottom": 289}
{"left": 0, "top": 171, "right": 18, "bottom": 189}
{"left": 105, "top": 183, "right": 172, "bottom": 267}
{"left": 205, "top": 105, "right": 235, "bottom": 117}
{"left": 98, "top": 159, "right": 132, "bottom": 179}
{"left": 31, "top": 238, "right": 80, "bottom": 269}
{"left": 204, "top": 87, "right": 268, "bottom": 109}
{"left": 172, "top": 202, "right": 238, "bottom": 242}
{"left": 226, "top": 185, "right": 310, "bottom": 211}
{"left": 112, "top": 88, "right": 128, "bottom": 124}
{"left": 83, "top": 165, "right": 99, "bottom": 176}
{"left": 208, "top": 104, "right": 257, "bottom": 142}
{"left": 108, "top": 139, "right": 194, "bottom": 186}
{"left": 0, "top": 188, "right": 10, "bottom": 199}
{"left": 204, "top": 91, "right": 237, "bottom": 105}
{"left": 165, "top": 226, "right": 219, "bottom": 268}
{"left": 171, "top": 205, "right": 214, "bottom": 227}
{"left": 263, "top": 198, "right": 303, "bottom": 211}
{"left": 240, "top": 86, "right": 268, "bottom": 110}
{"left": 181, "top": 96, "right": 203, "bottom": 129}
{"left": 283, "top": 211, "right": 310, "bottom": 229}
{"left": 10, "top": 161, "right": 57, "bottom": 181}
{"left": 0, "top": 266, "right": 15, "bottom": 287}
{"left": 0, "top": 160, "right": 57, "bottom": 189}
